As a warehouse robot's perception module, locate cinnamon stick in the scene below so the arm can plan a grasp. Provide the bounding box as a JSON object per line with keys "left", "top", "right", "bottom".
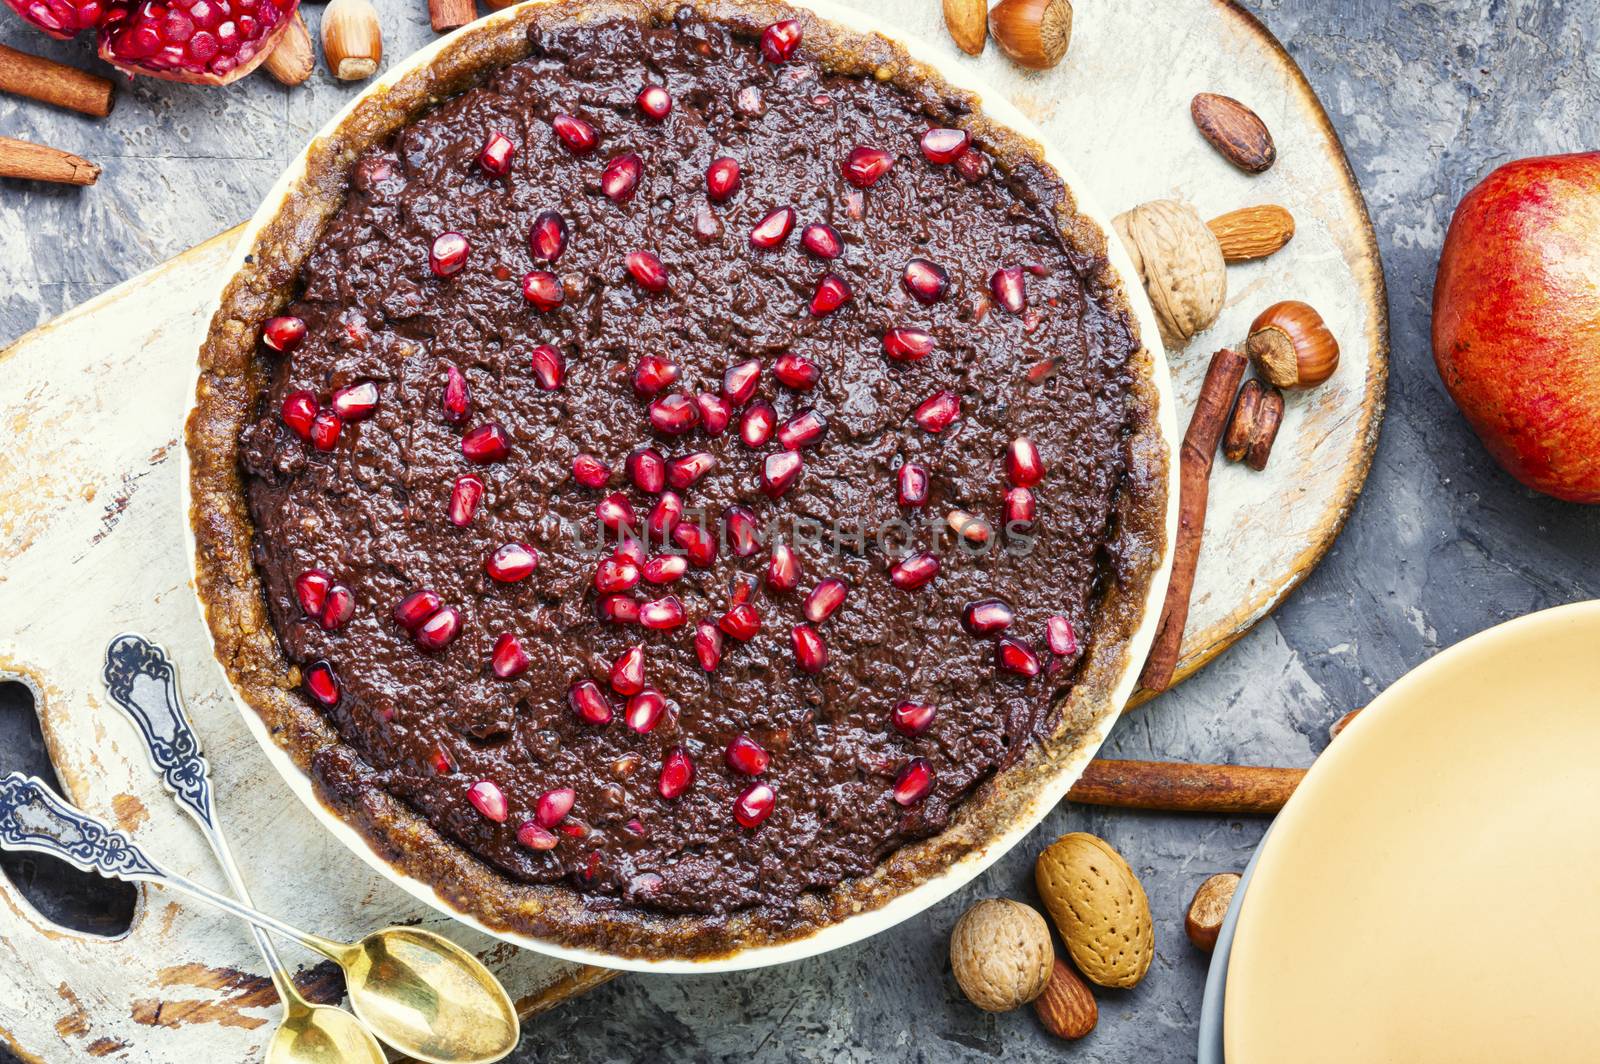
{"left": 0, "top": 43, "right": 114, "bottom": 117}
{"left": 0, "top": 136, "right": 100, "bottom": 186}
{"left": 1139, "top": 347, "right": 1249, "bottom": 691}
{"left": 428, "top": 0, "right": 476, "bottom": 32}
{"left": 1067, "top": 759, "right": 1304, "bottom": 815}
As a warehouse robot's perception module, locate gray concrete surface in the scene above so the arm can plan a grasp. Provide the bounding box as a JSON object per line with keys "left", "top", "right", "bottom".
{"left": 5, "top": 0, "right": 1600, "bottom": 1060}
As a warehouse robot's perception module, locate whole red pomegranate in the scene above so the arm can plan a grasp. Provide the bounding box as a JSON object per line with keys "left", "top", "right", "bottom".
{"left": 1433, "top": 152, "right": 1600, "bottom": 503}
{"left": 4, "top": 0, "right": 298, "bottom": 84}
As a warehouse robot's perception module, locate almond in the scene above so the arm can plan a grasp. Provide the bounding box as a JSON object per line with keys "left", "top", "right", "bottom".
{"left": 1184, "top": 872, "right": 1241, "bottom": 952}
{"left": 1191, "top": 92, "right": 1276, "bottom": 173}
{"left": 943, "top": 0, "right": 988, "bottom": 56}
{"left": 1033, "top": 957, "right": 1097, "bottom": 1039}
{"left": 1034, "top": 833, "right": 1154, "bottom": 988}
{"left": 1206, "top": 205, "right": 1295, "bottom": 262}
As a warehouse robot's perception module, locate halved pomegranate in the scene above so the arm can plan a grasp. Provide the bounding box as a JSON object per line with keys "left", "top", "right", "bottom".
{"left": 94, "top": 0, "right": 302, "bottom": 85}
{"left": 5, "top": 0, "right": 109, "bottom": 41}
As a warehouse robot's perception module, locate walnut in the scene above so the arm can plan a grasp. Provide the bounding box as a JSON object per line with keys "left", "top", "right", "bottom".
{"left": 1113, "top": 199, "right": 1227, "bottom": 349}
{"left": 948, "top": 898, "right": 1054, "bottom": 1012}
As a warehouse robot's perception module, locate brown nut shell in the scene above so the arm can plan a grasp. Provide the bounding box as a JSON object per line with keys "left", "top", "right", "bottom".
{"left": 949, "top": 898, "right": 1054, "bottom": 1012}
{"left": 1184, "top": 872, "right": 1241, "bottom": 952}
{"left": 1223, "top": 378, "right": 1264, "bottom": 464}
{"left": 1034, "top": 957, "right": 1098, "bottom": 1039}
{"left": 989, "top": 0, "right": 1073, "bottom": 70}
{"left": 1112, "top": 199, "right": 1226, "bottom": 349}
{"left": 1245, "top": 385, "right": 1285, "bottom": 471}
{"left": 1246, "top": 300, "right": 1339, "bottom": 389}
{"left": 1035, "top": 833, "right": 1154, "bottom": 989}
{"left": 1191, "top": 92, "right": 1276, "bottom": 173}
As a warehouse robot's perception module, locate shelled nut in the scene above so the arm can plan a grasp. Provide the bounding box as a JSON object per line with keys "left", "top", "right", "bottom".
{"left": 1184, "top": 872, "right": 1241, "bottom": 952}
{"left": 1206, "top": 205, "right": 1295, "bottom": 262}
{"left": 943, "top": 0, "right": 987, "bottom": 55}
{"left": 1034, "top": 957, "right": 1097, "bottom": 1040}
{"left": 1223, "top": 378, "right": 1285, "bottom": 471}
{"left": 1191, "top": 92, "right": 1276, "bottom": 173}
{"left": 322, "top": 0, "right": 382, "bottom": 81}
{"left": 1246, "top": 300, "right": 1339, "bottom": 389}
{"left": 262, "top": 11, "right": 314, "bottom": 86}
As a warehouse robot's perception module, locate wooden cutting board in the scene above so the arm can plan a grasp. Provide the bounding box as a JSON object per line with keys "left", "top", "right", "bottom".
{"left": 0, "top": 0, "right": 1383, "bottom": 1060}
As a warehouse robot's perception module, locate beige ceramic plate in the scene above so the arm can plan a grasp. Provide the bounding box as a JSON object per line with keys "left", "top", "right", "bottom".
{"left": 1225, "top": 600, "right": 1600, "bottom": 1062}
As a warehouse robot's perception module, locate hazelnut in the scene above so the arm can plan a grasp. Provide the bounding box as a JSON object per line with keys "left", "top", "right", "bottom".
{"left": 949, "top": 898, "right": 1054, "bottom": 1012}
{"left": 988, "top": 0, "right": 1073, "bottom": 70}
{"left": 1246, "top": 300, "right": 1339, "bottom": 389}
{"left": 1223, "top": 378, "right": 1285, "bottom": 471}
{"left": 1113, "top": 199, "right": 1227, "bottom": 349}
{"left": 1184, "top": 872, "right": 1241, "bottom": 952}
{"left": 321, "top": 0, "right": 382, "bottom": 81}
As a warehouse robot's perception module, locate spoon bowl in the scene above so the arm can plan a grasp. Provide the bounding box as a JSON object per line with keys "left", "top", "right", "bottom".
{"left": 268, "top": 1001, "right": 389, "bottom": 1064}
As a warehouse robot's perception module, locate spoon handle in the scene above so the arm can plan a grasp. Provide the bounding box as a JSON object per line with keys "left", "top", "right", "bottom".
{"left": 0, "top": 772, "right": 342, "bottom": 960}
{"left": 101, "top": 634, "right": 298, "bottom": 1000}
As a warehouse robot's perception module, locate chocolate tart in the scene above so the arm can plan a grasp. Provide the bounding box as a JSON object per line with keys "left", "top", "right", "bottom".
{"left": 186, "top": 0, "right": 1174, "bottom": 963}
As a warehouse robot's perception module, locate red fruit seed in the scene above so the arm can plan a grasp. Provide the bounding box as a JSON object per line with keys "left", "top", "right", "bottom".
{"left": 695, "top": 620, "right": 723, "bottom": 671}
{"left": 792, "top": 623, "right": 828, "bottom": 673}
{"left": 803, "top": 577, "right": 848, "bottom": 623}
{"left": 415, "top": 606, "right": 462, "bottom": 650}
{"left": 809, "top": 273, "right": 852, "bottom": 316}
{"left": 648, "top": 491, "right": 683, "bottom": 540}
{"left": 889, "top": 551, "right": 940, "bottom": 590}
{"left": 962, "top": 598, "right": 1015, "bottom": 635}
{"left": 740, "top": 402, "right": 777, "bottom": 447}
{"left": 573, "top": 453, "right": 611, "bottom": 488}
{"left": 462, "top": 423, "right": 510, "bottom": 463}
{"left": 883, "top": 326, "right": 935, "bottom": 362}
{"left": 634, "top": 355, "right": 680, "bottom": 395}
{"left": 801, "top": 223, "right": 843, "bottom": 259}
{"left": 893, "top": 758, "right": 934, "bottom": 805}
{"left": 1005, "top": 436, "right": 1044, "bottom": 486}
{"left": 295, "top": 569, "right": 331, "bottom": 616}
{"left": 643, "top": 554, "right": 687, "bottom": 583}
{"left": 522, "top": 271, "right": 564, "bottom": 312}
{"left": 393, "top": 590, "right": 442, "bottom": 631}
{"left": 695, "top": 392, "right": 732, "bottom": 436}
{"left": 639, "top": 595, "right": 687, "bottom": 629}
{"left": 920, "top": 127, "right": 970, "bottom": 164}
{"left": 658, "top": 747, "right": 695, "bottom": 799}
{"left": 429, "top": 232, "right": 470, "bottom": 278}
{"left": 625, "top": 687, "right": 667, "bottom": 733}
{"left": 1004, "top": 485, "right": 1037, "bottom": 526}
{"left": 750, "top": 205, "right": 797, "bottom": 249}
{"left": 602, "top": 152, "right": 643, "bottom": 202}
{"left": 892, "top": 701, "right": 936, "bottom": 737}
{"left": 486, "top": 542, "right": 539, "bottom": 582}
{"left": 442, "top": 364, "right": 470, "bottom": 423}
{"left": 595, "top": 492, "right": 636, "bottom": 533}
{"left": 722, "top": 359, "right": 762, "bottom": 406}
{"left": 529, "top": 344, "right": 565, "bottom": 389}
{"left": 609, "top": 644, "right": 647, "bottom": 696}
{"left": 263, "top": 315, "right": 306, "bottom": 353}
{"left": 773, "top": 352, "right": 818, "bottom": 390}
{"left": 733, "top": 781, "right": 776, "bottom": 828}
{"left": 726, "top": 734, "right": 770, "bottom": 775}
{"left": 570, "top": 680, "right": 614, "bottom": 725}
{"left": 1047, "top": 615, "right": 1079, "bottom": 656}
{"left": 318, "top": 585, "right": 354, "bottom": 631}
{"left": 492, "top": 632, "right": 531, "bottom": 678}
{"left": 990, "top": 266, "right": 1027, "bottom": 314}
{"left": 478, "top": 131, "right": 515, "bottom": 176}
{"left": 517, "top": 822, "right": 558, "bottom": 851}
{"left": 598, "top": 594, "right": 641, "bottom": 624}
{"left": 761, "top": 450, "right": 803, "bottom": 497}
{"left": 330, "top": 381, "right": 378, "bottom": 421}
{"left": 594, "top": 555, "right": 641, "bottom": 594}
{"left": 673, "top": 520, "right": 718, "bottom": 567}
{"left": 913, "top": 391, "right": 961, "bottom": 433}
{"left": 309, "top": 410, "right": 342, "bottom": 452}
{"left": 551, "top": 113, "right": 596, "bottom": 154}
{"left": 707, "top": 156, "right": 741, "bottom": 201}
{"left": 649, "top": 392, "right": 699, "bottom": 434}
{"left": 637, "top": 83, "right": 672, "bottom": 119}
{"left": 759, "top": 18, "right": 802, "bottom": 63}
{"left": 305, "top": 661, "right": 340, "bottom": 707}
{"left": 281, "top": 390, "right": 318, "bottom": 439}
{"left": 777, "top": 409, "right": 827, "bottom": 450}
{"left": 725, "top": 505, "right": 760, "bottom": 557}
{"left": 450, "top": 473, "right": 485, "bottom": 526}
{"left": 903, "top": 258, "right": 950, "bottom": 303}
{"left": 996, "top": 636, "right": 1042, "bottom": 677}
{"left": 843, "top": 145, "right": 894, "bottom": 187}
{"left": 529, "top": 210, "right": 569, "bottom": 262}
{"left": 468, "top": 780, "right": 508, "bottom": 822}
{"left": 767, "top": 542, "right": 800, "bottom": 591}
{"left": 625, "top": 249, "right": 669, "bottom": 292}
{"left": 719, "top": 603, "right": 761, "bottom": 641}
{"left": 897, "top": 463, "right": 929, "bottom": 507}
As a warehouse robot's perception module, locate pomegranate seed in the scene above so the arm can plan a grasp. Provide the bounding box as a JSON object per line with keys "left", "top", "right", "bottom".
{"left": 721, "top": 360, "right": 762, "bottom": 406}
{"left": 304, "top": 661, "right": 340, "bottom": 707}
{"left": 996, "top": 636, "right": 1042, "bottom": 677}
{"left": 903, "top": 258, "right": 950, "bottom": 303}
{"left": 625, "top": 250, "right": 669, "bottom": 292}
{"left": 449, "top": 474, "right": 485, "bottom": 526}
{"left": 262, "top": 315, "right": 306, "bottom": 353}
{"left": 893, "top": 759, "right": 934, "bottom": 805}
{"left": 602, "top": 153, "right": 643, "bottom": 202}
{"left": 330, "top": 381, "right": 378, "bottom": 422}
{"left": 429, "top": 232, "right": 469, "bottom": 277}
{"left": 889, "top": 552, "right": 940, "bottom": 590}
{"left": 442, "top": 364, "right": 470, "bottom": 423}
{"left": 429, "top": 747, "right": 455, "bottom": 775}
{"left": 649, "top": 392, "right": 699, "bottom": 434}
{"left": 318, "top": 585, "right": 354, "bottom": 631}
{"left": 897, "top": 463, "right": 929, "bottom": 507}
{"left": 883, "top": 326, "right": 935, "bottom": 362}
{"left": 281, "top": 390, "right": 318, "bottom": 439}
{"left": 637, "top": 83, "right": 671, "bottom": 119}
{"left": 529, "top": 210, "right": 569, "bottom": 262}
{"left": 1004, "top": 486, "right": 1037, "bottom": 527}
{"left": 462, "top": 423, "right": 510, "bottom": 463}
{"left": 492, "top": 632, "right": 531, "bottom": 678}
{"left": 695, "top": 393, "right": 732, "bottom": 436}
{"left": 551, "top": 113, "right": 596, "bottom": 154}
{"left": 595, "top": 555, "right": 640, "bottom": 594}
{"left": 759, "top": 18, "right": 802, "bottom": 63}
{"left": 767, "top": 542, "right": 801, "bottom": 591}
{"left": 719, "top": 603, "right": 761, "bottom": 641}
{"left": 569, "top": 680, "right": 614, "bottom": 725}
{"left": 706, "top": 156, "right": 741, "bottom": 201}
{"left": 990, "top": 267, "right": 1027, "bottom": 315}
{"left": 623, "top": 687, "right": 667, "bottom": 733}
{"left": 658, "top": 747, "right": 695, "bottom": 799}
{"left": 913, "top": 391, "right": 961, "bottom": 433}
{"left": 955, "top": 148, "right": 990, "bottom": 182}
{"left": 800, "top": 223, "right": 843, "bottom": 259}
{"left": 733, "top": 781, "right": 776, "bottom": 828}
{"left": 724, "top": 505, "right": 760, "bottom": 557}
{"left": 762, "top": 450, "right": 803, "bottom": 497}
{"left": 647, "top": 491, "right": 683, "bottom": 540}
{"left": 948, "top": 509, "right": 992, "bottom": 545}
{"left": 415, "top": 606, "right": 462, "bottom": 650}
{"left": 843, "top": 145, "right": 894, "bottom": 187}
{"left": 749, "top": 206, "right": 796, "bottom": 249}
{"left": 467, "top": 780, "right": 508, "bottom": 822}
{"left": 725, "top": 734, "right": 770, "bottom": 775}
{"left": 478, "top": 131, "right": 515, "bottom": 176}
{"left": 609, "top": 644, "right": 647, "bottom": 696}
{"left": 517, "top": 822, "right": 558, "bottom": 851}
{"left": 1005, "top": 436, "right": 1044, "bottom": 486}
{"left": 529, "top": 344, "right": 565, "bottom": 390}
{"left": 634, "top": 355, "right": 680, "bottom": 395}
{"left": 295, "top": 569, "right": 331, "bottom": 616}
{"left": 672, "top": 520, "right": 717, "bottom": 567}
{"left": 773, "top": 352, "right": 818, "bottom": 390}
{"left": 695, "top": 620, "right": 723, "bottom": 671}
{"left": 892, "top": 700, "right": 936, "bottom": 736}
{"left": 730, "top": 572, "right": 759, "bottom": 604}
{"left": 639, "top": 595, "right": 686, "bottom": 629}
{"left": 809, "top": 273, "right": 853, "bottom": 316}
{"left": 792, "top": 623, "right": 828, "bottom": 673}
{"left": 615, "top": 533, "right": 648, "bottom": 566}
{"left": 486, "top": 542, "right": 539, "bottom": 582}
{"left": 920, "top": 127, "right": 970, "bottom": 164}
{"left": 308, "top": 410, "right": 342, "bottom": 452}
{"left": 963, "top": 598, "right": 1015, "bottom": 635}
{"left": 611, "top": 451, "right": 655, "bottom": 496}
{"left": 522, "top": 271, "right": 564, "bottom": 312}
{"left": 803, "top": 577, "right": 848, "bottom": 623}
{"left": 1047, "top": 615, "right": 1079, "bottom": 656}
{"left": 393, "top": 590, "right": 442, "bottom": 631}
{"left": 642, "top": 554, "right": 687, "bottom": 584}
{"left": 597, "top": 594, "right": 640, "bottom": 624}
{"left": 739, "top": 402, "right": 777, "bottom": 447}
{"left": 595, "top": 492, "right": 636, "bottom": 532}
{"left": 573, "top": 453, "right": 610, "bottom": 489}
